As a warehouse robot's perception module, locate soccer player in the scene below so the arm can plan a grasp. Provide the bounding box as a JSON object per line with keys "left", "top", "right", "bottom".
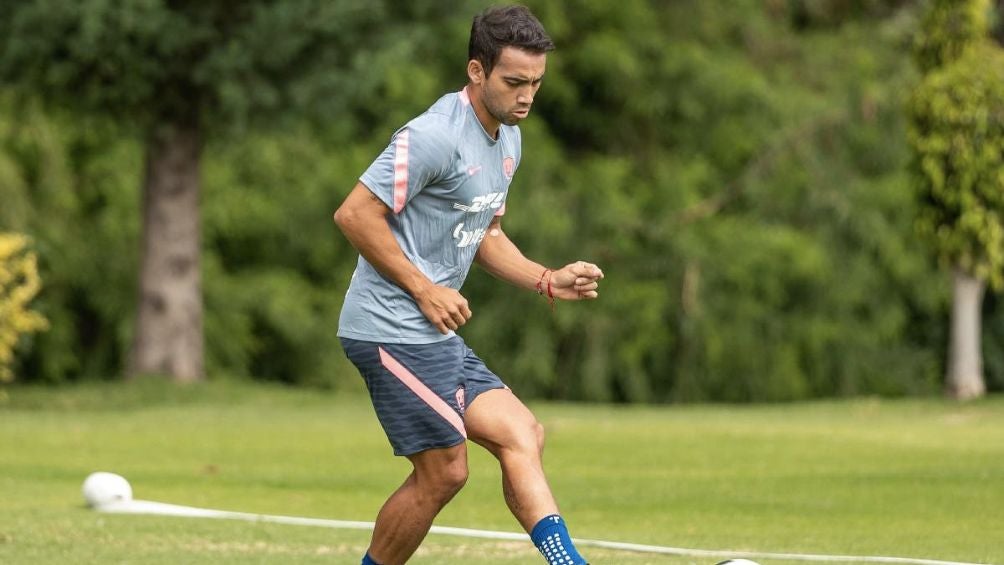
{"left": 333, "top": 6, "right": 602, "bottom": 565}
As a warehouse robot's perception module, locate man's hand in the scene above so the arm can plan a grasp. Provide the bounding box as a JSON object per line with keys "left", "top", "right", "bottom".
{"left": 414, "top": 285, "right": 473, "bottom": 334}
{"left": 549, "top": 261, "right": 604, "bottom": 300}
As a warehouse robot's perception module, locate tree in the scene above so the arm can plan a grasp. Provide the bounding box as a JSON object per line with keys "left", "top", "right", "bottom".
{"left": 908, "top": 0, "right": 1004, "bottom": 399}
{"left": 0, "top": 0, "right": 974, "bottom": 400}
{"left": 0, "top": 0, "right": 403, "bottom": 381}
{"left": 459, "top": 0, "right": 946, "bottom": 402}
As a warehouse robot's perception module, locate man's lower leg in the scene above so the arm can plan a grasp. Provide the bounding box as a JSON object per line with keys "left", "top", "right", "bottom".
{"left": 499, "top": 453, "right": 588, "bottom": 565}
{"left": 500, "top": 452, "right": 559, "bottom": 531}
{"left": 464, "top": 389, "right": 588, "bottom": 564}
{"left": 363, "top": 445, "right": 468, "bottom": 565}
{"left": 364, "top": 473, "right": 459, "bottom": 564}
{"left": 365, "top": 473, "right": 434, "bottom": 564}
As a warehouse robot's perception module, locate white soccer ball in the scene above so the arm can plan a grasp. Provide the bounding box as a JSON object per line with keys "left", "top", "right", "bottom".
{"left": 82, "top": 472, "right": 133, "bottom": 508}
{"left": 716, "top": 560, "right": 761, "bottom": 565}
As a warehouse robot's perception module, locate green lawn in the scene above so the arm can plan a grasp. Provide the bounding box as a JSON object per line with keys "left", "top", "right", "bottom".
{"left": 1, "top": 380, "right": 1001, "bottom": 565}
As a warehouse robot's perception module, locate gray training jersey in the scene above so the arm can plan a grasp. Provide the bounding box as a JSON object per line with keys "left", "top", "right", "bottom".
{"left": 337, "top": 87, "right": 521, "bottom": 343}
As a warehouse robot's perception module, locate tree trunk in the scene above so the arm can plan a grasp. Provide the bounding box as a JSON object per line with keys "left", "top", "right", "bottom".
{"left": 945, "top": 267, "right": 986, "bottom": 400}
{"left": 128, "top": 121, "right": 204, "bottom": 381}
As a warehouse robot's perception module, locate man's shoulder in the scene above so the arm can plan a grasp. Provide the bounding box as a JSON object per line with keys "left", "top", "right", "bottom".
{"left": 500, "top": 124, "right": 522, "bottom": 157}
{"left": 398, "top": 92, "right": 467, "bottom": 154}
{"left": 410, "top": 91, "right": 466, "bottom": 132}
{"left": 500, "top": 123, "right": 521, "bottom": 142}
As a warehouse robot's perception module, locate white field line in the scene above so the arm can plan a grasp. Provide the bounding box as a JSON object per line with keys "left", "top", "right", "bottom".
{"left": 96, "top": 500, "right": 991, "bottom": 565}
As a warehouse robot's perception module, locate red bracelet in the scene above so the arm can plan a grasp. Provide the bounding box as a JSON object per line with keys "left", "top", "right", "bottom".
{"left": 536, "top": 269, "right": 550, "bottom": 296}
{"left": 537, "top": 269, "right": 555, "bottom": 310}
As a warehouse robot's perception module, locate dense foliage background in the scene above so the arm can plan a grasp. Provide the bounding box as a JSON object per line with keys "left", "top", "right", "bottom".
{"left": 1, "top": 0, "right": 1002, "bottom": 401}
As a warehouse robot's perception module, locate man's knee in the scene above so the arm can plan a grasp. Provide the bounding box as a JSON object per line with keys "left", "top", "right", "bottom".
{"left": 505, "top": 418, "right": 546, "bottom": 459}
{"left": 436, "top": 457, "right": 469, "bottom": 496}
{"left": 532, "top": 419, "right": 546, "bottom": 454}
{"left": 411, "top": 448, "right": 469, "bottom": 501}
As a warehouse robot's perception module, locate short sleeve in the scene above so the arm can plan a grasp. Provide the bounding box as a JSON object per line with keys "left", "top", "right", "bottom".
{"left": 359, "top": 117, "right": 454, "bottom": 214}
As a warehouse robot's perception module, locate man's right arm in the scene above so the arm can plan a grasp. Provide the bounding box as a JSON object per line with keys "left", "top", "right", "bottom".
{"left": 333, "top": 182, "right": 472, "bottom": 334}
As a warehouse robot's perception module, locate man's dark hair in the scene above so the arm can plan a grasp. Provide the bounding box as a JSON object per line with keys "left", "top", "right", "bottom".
{"left": 469, "top": 5, "right": 554, "bottom": 77}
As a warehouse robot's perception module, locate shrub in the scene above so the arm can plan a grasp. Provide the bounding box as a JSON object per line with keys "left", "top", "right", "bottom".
{"left": 0, "top": 233, "right": 48, "bottom": 382}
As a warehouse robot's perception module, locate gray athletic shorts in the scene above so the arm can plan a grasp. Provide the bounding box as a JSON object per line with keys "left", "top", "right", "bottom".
{"left": 339, "top": 336, "right": 507, "bottom": 456}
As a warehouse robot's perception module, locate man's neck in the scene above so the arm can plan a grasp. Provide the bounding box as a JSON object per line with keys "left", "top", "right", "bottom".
{"left": 465, "top": 84, "right": 500, "bottom": 139}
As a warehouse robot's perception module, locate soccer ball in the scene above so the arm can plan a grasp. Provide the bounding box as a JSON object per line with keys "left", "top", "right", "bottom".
{"left": 716, "top": 560, "right": 761, "bottom": 565}
{"left": 82, "top": 472, "right": 133, "bottom": 508}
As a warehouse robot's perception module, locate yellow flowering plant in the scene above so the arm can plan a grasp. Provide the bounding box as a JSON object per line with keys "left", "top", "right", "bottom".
{"left": 0, "top": 233, "right": 48, "bottom": 382}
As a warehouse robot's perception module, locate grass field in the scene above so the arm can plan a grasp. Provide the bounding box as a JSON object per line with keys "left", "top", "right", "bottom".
{"left": 1, "top": 380, "right": 1001, "bottom": 565}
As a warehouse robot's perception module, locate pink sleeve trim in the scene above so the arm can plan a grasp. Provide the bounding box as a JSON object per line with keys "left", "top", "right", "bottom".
{"left": 392, "top": 129, "right": 410, "bottom": 213}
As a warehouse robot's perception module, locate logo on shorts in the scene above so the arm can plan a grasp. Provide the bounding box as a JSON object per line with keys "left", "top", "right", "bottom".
{"left": 455, "top": 386, "right": 466, "bottom": 414}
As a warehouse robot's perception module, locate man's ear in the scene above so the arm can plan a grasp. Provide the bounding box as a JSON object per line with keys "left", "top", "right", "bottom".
{"left": 467, "top": 60, "right": 485, "bottom": 85}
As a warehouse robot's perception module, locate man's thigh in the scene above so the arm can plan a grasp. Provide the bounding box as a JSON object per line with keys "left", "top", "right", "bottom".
{"left": 465, "top": 387, "right": 541, "bottom": 454}
{"left": 340, "top": 336, "right": 505, "bottom": 456}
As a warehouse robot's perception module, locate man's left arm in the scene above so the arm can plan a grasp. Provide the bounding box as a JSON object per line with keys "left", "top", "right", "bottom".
{"left": 474, "top": 217, "right": 604, "bottom": 301}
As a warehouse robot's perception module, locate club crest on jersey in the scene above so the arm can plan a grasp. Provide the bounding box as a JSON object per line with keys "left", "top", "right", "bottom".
{"left": 502, "top": 156, "right": 515, "bottom": 179}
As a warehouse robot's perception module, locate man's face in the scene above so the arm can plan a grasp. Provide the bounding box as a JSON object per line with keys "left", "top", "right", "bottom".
{"left": 480, "top": 46, "right": 547, "bottom": 126}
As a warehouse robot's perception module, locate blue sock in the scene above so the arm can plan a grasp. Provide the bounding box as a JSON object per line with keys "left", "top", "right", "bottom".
{"left": 530, "top": 514, "right": 588, "bottom": 565}
{"left": 361, "top": 553, "right": 381, "bottom": 565}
